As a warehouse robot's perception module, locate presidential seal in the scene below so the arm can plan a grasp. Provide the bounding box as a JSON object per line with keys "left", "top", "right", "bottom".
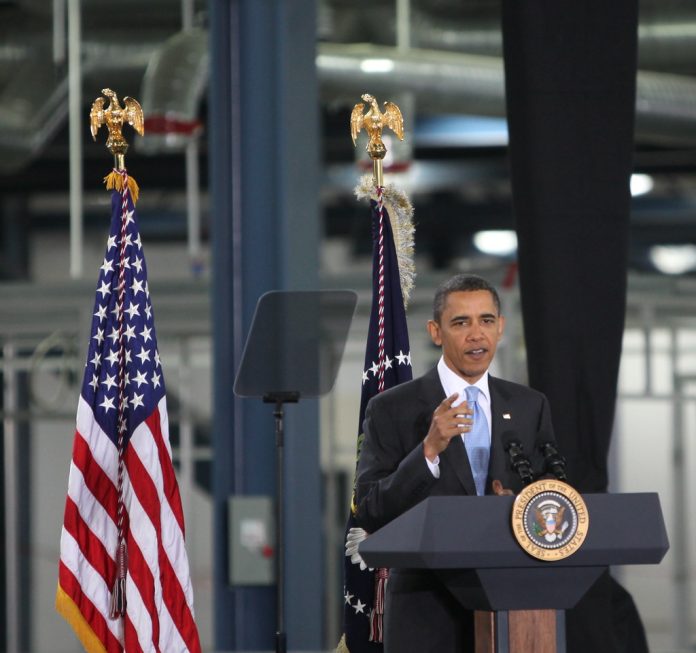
{"left": 511, "top": 479, "right": 589, "bottom": 561}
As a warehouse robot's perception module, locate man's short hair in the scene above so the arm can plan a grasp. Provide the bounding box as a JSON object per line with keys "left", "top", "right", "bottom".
{"left": 432, "top": 274, "right": 502, "bottom": 322}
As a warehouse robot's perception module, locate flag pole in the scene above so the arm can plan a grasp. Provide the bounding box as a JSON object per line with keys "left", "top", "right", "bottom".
{"left": 57, "top": 87, "right": 202, "bottom": 653}
{"left": 353, "top": 93, "right": 403, "bottom": 641}
{"left": 89, "top": 88, "right": 144, "bottom": 619}
{"left": 339, "top": 93, "right": 415, "bottom": 653}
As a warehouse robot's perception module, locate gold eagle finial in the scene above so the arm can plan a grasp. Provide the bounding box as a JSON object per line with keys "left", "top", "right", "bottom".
{"left": 350, "top": 93, "right": 404, "bottom": 187}
{"left": 90, "top": 88, "right": 144, "bottom": 168}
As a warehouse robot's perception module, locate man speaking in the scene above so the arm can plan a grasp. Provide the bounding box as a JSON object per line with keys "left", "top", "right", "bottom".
{"left": 354, "top": 273, "right": 555, "bottom": 651}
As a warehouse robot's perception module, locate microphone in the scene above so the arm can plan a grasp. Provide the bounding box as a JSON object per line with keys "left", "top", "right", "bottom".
{"left": 536, "top": 435, "right": 567, "bottom": 481}
{"left": 501, "top": 431, "right": 535, "bottom": 486}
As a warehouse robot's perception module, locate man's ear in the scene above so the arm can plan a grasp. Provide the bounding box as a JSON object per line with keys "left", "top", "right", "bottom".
{"left": 427, "top": 319, "right": 442, "bottom": 346}
{"left": 497, "top": 315, "right": 506, "bottom": 341}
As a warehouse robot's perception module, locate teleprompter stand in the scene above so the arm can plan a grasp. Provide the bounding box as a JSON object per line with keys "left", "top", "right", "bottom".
{"left": 234, "top": 290, "right": 357, "bottom": 653}
{"left": 359, "top": 493, "right": 669, "bottom": 653}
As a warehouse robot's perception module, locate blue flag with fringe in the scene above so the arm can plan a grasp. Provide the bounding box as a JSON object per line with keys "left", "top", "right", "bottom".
{"left": 338, "top": 178, "right": 414, "bottom": 652}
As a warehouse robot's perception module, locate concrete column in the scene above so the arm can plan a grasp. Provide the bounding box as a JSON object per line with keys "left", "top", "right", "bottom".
{"left": 208, "top": 0, "right": 320, "bottom": 649}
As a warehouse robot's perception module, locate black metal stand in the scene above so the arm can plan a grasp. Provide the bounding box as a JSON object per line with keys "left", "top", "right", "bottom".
{"left": 264, "top": 391, "right": 299, "bottom": 653}
{"left": 234, "top": 290, "right": 357, "bottom": 650}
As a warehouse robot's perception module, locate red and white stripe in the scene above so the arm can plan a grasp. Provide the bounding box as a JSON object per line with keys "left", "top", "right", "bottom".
{"left": 58, "top": 395, "right": 201, "bottom": 653}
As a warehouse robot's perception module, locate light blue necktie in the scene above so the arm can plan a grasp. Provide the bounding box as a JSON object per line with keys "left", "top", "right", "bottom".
{"left": 465, "top": 386, "right": 490, "bottom": 496}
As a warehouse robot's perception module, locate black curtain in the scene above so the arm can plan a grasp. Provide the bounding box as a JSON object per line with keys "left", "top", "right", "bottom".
{"left": 502, "top": 1, "right": 649, "bottom": 652}
{"left": 502, "top": 0, "right": 637, "bottom": 494}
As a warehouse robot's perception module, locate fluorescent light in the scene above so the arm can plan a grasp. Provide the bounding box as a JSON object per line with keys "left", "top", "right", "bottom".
{"left": 416, "top": 115, "right": 509, "bottom": 147}
{"left": 360, "top": 58, "right": 395, "bottom": 74}
{"left": 473, "top": 230, "right": 518, "bottom": 257}
{"left": 649, "top": 244, "right": 696, "bottom": 275}
{"left": 630, "top": 173, "right": 654, "bottom": 197}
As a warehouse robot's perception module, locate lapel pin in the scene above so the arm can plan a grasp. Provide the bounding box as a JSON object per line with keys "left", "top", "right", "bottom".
{"left": 503, "top": 413, "right": 511, "bottom": 420}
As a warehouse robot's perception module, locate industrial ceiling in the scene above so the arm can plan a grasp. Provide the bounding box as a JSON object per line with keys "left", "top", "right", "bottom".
{"left": 1, "top": 0, "right": 696, "bottom": 276}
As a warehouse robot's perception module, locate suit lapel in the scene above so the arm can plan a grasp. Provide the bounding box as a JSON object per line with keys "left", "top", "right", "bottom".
{"left": 441, "top": 435, "right": 477, "bottom": 495}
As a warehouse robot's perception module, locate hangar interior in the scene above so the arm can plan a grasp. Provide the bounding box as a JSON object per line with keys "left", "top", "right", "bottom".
{"left": 0, "top": 0, "right": 695, "bottom": 651}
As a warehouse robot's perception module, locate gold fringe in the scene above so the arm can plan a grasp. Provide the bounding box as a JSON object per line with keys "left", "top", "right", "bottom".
{"left": 355, "top": 175, "right": 416, "bottom": 307}
{"left": 55, "top": 584, "right": 109, "bottom": 653}
{"left": 103, "top": 170, "right": 140, "bottom": 205}
{"left": 336, "top": 633, "right": 351, "bottom": 653}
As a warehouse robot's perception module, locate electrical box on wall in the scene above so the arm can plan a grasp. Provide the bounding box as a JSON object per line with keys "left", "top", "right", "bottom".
{"left": 228, "top": 496, "right": 275, "bottom": 585}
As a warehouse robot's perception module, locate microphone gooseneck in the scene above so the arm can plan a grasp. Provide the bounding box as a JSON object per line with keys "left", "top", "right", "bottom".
{"left": 537, "top": 438, "right": 568, "bottom": 481}
{"left": 501, "top": 431, "right": 535, "bottom": 486}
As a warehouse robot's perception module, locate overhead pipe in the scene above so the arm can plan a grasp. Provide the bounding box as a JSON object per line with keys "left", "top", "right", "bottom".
{"left": 7, "top": 19, "right": 696, "bottom": 172}
{"left": 318, "top": 42, "right": 696, "bottom": 146}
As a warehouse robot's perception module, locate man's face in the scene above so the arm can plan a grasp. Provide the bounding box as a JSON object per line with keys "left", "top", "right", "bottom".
{"left": 427, "top": 290, "right": 505, "bottom": 384}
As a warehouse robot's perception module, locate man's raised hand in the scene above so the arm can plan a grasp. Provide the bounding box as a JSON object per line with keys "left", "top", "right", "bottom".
{"left": 423, "top": 393, "right": 473, "bottom": 461}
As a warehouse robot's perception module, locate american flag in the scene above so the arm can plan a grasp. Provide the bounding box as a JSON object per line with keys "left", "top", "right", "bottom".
{"left": 340, "top": 187, "right": 413, "bottom": 653}
{"left": 56, "top": 176, "right": 201, "bottom": 653}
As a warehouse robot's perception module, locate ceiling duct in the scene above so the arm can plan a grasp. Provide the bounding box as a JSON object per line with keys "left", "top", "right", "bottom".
{"left": 318, "top": 43, "right": 696, "bottom": 146}
{"left": 0, "top": 51, "right": 69, "bottom": 173}
{"left": 3, "top": 1, "right": 696, "bottom": 172}
{"left": 318, "top": 43, "right": 505, "bottom": 117}
{"left": 636, "top": 71, "right": 696, "bottom": 145}
{"left": 0, "top": 1, "right": 183, "bottom": 173}
{"left": 0, "top": 32, "right": 169, "bottom": 173}
{"left": 138, "top": 27, "right": 209, "bottom": 153}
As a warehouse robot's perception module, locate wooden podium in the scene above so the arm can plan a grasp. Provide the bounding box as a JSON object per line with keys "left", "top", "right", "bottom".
{"left": 359, "top": 493, "right": 669, "bottom": 653}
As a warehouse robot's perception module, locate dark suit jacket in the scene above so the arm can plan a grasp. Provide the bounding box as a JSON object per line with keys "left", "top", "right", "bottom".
{"left": 355, "top": 367, "right": 555, "bottom": 652}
